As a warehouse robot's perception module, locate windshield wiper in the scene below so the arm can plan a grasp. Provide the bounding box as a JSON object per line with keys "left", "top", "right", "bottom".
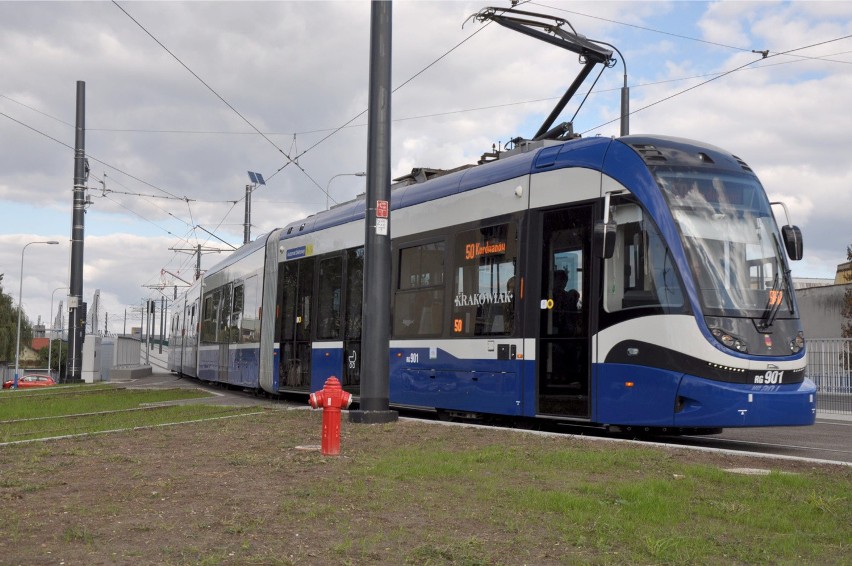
{"left": 759, "top": 269, "right": 785, "bottom": 329}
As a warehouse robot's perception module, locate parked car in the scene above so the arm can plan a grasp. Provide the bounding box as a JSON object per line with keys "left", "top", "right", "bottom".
{"left": 2, "top": 374, "right": 57, "bottom": 389}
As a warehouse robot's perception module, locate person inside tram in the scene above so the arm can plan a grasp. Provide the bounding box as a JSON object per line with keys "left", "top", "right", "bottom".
{"left": 552, "top": 270, "right": 580, "bottom": 335}
{"left": 503, "top": 276, "right": 516, "bottom": 334}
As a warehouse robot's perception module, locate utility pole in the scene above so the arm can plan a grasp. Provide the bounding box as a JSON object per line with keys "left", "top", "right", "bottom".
{"left": 244, "top": 172, "right": 265, "bottom": 245}
{"left": 67, "top": 80, "right": 87, "bottom": 384}
{"left": 159, "top": 296, "right": 165, "bottom": 354}
{"left": 170, "top": 241, "right": 228, "bottom": 281}
{"left": 244, "top": 184, "right": 252, "bottom": 245}
{"left": 145, "top": 299, "right": 152, "bottom": 365}
{"left": 349, "top": 1, "right": 397, "bottom": 425}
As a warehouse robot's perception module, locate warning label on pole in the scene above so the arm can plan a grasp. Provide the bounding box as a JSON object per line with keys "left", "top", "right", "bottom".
{"left": 376, "top": 218, "right": 388, "bottom": 235}
{"left": 376, "top": 200, "right": 389, "bottom": 218}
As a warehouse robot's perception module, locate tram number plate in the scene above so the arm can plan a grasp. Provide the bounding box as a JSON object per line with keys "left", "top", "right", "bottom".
{"left": 754, "top": 370, "right": 784, "bottom": 384}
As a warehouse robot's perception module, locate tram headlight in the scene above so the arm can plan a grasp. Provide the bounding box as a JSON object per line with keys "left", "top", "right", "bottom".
{"left": 790, "top": 331, "right": 804, "bottom": 354}
{"left": 710, "top": 327, "right": 748, "bottom": 353}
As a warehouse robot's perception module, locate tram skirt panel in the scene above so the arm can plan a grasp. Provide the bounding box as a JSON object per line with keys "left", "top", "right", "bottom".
{"left": 594, "top": 364, "right": 683, "bottom": 427}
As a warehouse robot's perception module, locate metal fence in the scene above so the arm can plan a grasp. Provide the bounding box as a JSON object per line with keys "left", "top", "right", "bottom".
{"left": 113, "top": 335, "right": 142, "bottom": 367}
{"left": 806, "top": 338, "right": 852, "bottom": 416}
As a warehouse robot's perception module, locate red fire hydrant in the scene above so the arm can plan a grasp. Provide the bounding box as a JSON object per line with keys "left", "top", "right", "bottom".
{"left": 308, "top": 376, "right": 353, "bottom": 456}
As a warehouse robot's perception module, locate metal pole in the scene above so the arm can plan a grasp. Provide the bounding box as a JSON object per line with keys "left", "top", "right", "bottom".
{"left": 14, "top": 241, "right": 59, "bottom": 389}
{"left": 350, "top": 0, "right": 397, "bottom": 424}
{"left": 145, "top": 300, "right": 151, "bottom": 365}
{"left": 48, "top": 286, "right": 69, "bottom": 379}
{"left": 243, "top": 184, "right": 252, "bottom": 245}
{"left": 14, "top": 244, "right": 31, "bottom": 390}
{"left": 196, "top": 244, "right": 201, "bottom": 280}
{"left": 159, "top": 296, "right": 165, "bottom": 354}
{"left": 620, "top": 75, "right": 629, "bottom": 137}
{"left": 47, "top": 299, "right": 52, "bottom": 378}
{"left": 58, "top": 316, "right": 63, "bottom": 380}
{"left": 68, "top": 80, "right": 86, "bottom": 383}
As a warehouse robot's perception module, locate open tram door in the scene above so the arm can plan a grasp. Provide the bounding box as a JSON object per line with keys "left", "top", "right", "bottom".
{"left": 534, "top": 204, "right": 598, "bottom": 419}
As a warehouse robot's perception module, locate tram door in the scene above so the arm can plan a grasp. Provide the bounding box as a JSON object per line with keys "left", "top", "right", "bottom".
{"left": 342, "top": 248, "right": 364, "bottom": 391}
{"left": 536, "top": 205, "right": 593, "bottom": 418}
{"left": 217, "top": 285, "right": 232, "bottom": 383}
{"left": 279, "top": 257, "right": 315, "bottom": 390}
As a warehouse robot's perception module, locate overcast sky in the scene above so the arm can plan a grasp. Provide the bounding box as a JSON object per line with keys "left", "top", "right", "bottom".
{"left": 1, "top": 0, "right": 851, "bottom": 335}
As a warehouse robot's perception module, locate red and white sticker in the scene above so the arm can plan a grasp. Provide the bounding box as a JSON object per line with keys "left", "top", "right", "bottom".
{"left": 376, "top": 200, "right": 389, "bottom": 218}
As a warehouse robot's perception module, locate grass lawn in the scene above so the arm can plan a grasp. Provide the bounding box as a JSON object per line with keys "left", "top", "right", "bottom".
{"left": 0, "top": 386, "right": 849, "bottom": 565}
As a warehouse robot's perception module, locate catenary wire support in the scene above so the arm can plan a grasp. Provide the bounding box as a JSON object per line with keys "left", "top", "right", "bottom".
{"left": 68, "top": 80, "right": 88, "bottom": 384}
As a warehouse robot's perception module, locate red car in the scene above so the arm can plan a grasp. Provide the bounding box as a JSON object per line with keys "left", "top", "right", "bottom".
{"left": 2, "top": 374, "right": 57, "bottom": 389}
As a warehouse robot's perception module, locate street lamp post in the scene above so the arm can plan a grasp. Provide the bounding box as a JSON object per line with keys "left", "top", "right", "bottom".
{"left": 14, "top": 241, "right": 60, "bottom": 389}
{"left": 326, "top": 172, "right": 366, "bottom": 210}
{"left": 48, "top": 286, "right": 70, "bottom": 380}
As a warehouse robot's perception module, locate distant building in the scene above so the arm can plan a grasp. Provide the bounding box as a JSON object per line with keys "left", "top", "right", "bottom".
{"left": 834, "top": 261, "right": 852, "bottom": 285}
{"left": 797, "top": 262, "right": 851, "bottom": 339}
{"left": 32, "top": 322, "right": 46, "bottom": 338}
{"left": 17, "top": 343, "right": 41, "bottom": 368}
{"left": 793, "top": 277, "right": 834, "bottom": 290}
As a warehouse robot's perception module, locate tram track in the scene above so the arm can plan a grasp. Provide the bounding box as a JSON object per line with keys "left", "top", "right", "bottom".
{"left": 678, "top": 434, "right": 852, "bottom": 457}
{"left": 667, "top": 421, "right": 852, "bottom": 465}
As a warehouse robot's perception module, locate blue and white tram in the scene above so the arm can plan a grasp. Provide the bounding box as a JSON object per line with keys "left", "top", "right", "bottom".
{"left": 169, "top": 134, "right": 816, "bottom": 430}
{"left": 167, "top": 276, "right": 201, "bottom": 378}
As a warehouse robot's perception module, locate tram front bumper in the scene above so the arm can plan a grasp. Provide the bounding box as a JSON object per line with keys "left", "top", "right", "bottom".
{"left": 673, "top": 375, "right": 817, "bottom": 428}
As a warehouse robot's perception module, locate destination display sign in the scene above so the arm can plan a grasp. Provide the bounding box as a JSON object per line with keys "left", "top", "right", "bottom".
{"left": 463, "top": 239, "right": 506, "bottom": 260}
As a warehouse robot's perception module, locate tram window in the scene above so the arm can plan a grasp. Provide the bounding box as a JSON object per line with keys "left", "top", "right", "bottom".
{"left": 212, "top": 289, "right": 223, "bottom": 342}
{"left": 295, "top": 261, "right": 314, "bottom": 342}
{"left": 232, "top": 284, "right": 244, "bottom": 342}
{"left": 201, "top": 294, "right": 215, "bottom": 343}
{"left": 219, "top": 286, "right": 232, "bottom": 343}
{"left": 317, "top": 256, "right": 343, "bottom": 340}
{"left": 452, "top": 223, "right": 518, "bottom": 336}
{"left": 345, "top": 248, "right": 364, "bottom": 339}
{"left": 190, "top": 302, "right": 197, "bottom": 338}
{"left": 604, "top": 203, "right": 685, "bottom": 313}
{"left": 280, "top": 262, "right": 298, "bottom": 342}
{"left": 394, "top": 241, "right": 445, "bottom": 337}
{"left": 241, "top": 275, "right": 260, "bottom": 343}
{"left": 398, "top": 242, "right": 445, "bottom": 290}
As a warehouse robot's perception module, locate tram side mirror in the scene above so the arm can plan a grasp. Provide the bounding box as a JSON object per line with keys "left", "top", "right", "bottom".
{"left": 781, "top": 225, "right": 803, "bottom": 261}
{"left": 594, "top": 220, "right": 617, "bottom": 259}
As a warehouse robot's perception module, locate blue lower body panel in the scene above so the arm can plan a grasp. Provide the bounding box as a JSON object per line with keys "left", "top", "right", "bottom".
{"left": 233, "top": 347, "right": 261, "bottom": 388}
{"left": 594, "top": 364, "right": 683, "bottom": 426}
{"left": 311, "top": 348, "right": 345, "bottom": 391}
{"left": 594, "top": 363, "right": 817, "bottom": 428}
{"left": 674, "top": 375, "right": 817, "bottom": 428}
{"left": 198, "top": 349, "right": 218, "bottom": 382}
{"left": 391, "top": 368, "right": 522, "bottom": 415}
{"left": 197, "top": 346, "right": 261, "bottom": 388}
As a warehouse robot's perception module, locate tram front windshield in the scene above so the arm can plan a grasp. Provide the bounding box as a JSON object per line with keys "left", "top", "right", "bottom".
{"left": 654, "top": 168, "right": 793, "bottom": 320}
